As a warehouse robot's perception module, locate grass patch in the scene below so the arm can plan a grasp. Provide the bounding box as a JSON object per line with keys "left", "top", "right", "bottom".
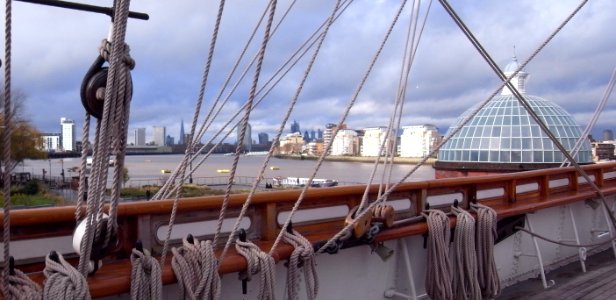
{"left": 115, "top": 184, "right": 228, "bottom": 199}
{"left": 0, "top": 193, "right": 61, "bottom": 207}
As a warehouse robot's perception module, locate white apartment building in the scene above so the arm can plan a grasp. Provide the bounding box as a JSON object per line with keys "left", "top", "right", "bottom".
{"left": 400, "top": 124, "right": 440, "bottom": 158}
{"left": 331, "top": 129, "right": 359, "bottom": 156}
{"left": 60, "top": 117, "right": 76, "bottom": 151}
{"left": 153, "top": 126, "right": 166, "bottom": 146}
{"left": 41, "top": 133, "right": 61, "bottom": 152}
{"left": 361, "top": 127, "right": 392, "bottom": 156}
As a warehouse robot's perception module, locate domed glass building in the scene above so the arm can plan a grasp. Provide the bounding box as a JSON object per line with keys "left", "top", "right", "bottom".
{"left": 434, "top": 57, "right": 592, "bottom": 177}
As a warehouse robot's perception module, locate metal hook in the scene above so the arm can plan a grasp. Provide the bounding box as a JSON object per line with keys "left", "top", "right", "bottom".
{"left": 238, "top": 228, "right": 247, "bottom": 242}
{"left": 135, "top": 240, "right": 143, "bottom": 253}
{"left": 9, "top": 256, "right": 15, "bottom": 276}
{"left": 49, "top": 250, "right": 60, "bottom": 263}
{"left": 453, "top": 199, "right": 459, "bottom": 208}
{"left": 286, "top": 221, "right": 294, "bottom": 235}
{"left": 425, "top": 202, "right": 431, "bottom": 210}
{"left": 186, "top": 234, "right": 195, "bottom": 244}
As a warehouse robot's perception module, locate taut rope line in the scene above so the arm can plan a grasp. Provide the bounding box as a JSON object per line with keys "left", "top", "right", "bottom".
{"left": 2, "top": 0, "right": 13, "bottom": 295}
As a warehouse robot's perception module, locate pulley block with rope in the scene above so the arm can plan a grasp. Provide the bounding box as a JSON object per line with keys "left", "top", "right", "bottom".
{"left": 72, "top": 214, "right": 119, "bottom": 274}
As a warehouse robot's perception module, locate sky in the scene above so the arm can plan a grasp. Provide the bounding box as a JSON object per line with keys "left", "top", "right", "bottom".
{"left": 2, "top": 0, "right": 616, "bottom": 144}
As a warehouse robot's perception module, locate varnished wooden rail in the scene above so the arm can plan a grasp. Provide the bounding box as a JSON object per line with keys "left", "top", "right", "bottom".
{"left": 1, "top": 162, "right": 616, "bottom": 298}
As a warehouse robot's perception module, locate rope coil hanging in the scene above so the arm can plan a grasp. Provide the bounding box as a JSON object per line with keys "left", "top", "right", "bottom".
{"left": 130, "top": 247, "right": 162, "bottom": 300}
{"left": 171, "top": 236, "right": 221, "bottom": 300}
{"left": 5, "top": 265, "right": 41, "bottom": 300}
{"left": 422, "top": 209, "right": 453, "bottom": 300}
{"left": 451, "top": 205, "right": 481, "bottom": 300}
{"left": 282, "top": 229, "right": 319, "bottom": 300}
{"left": 43, "top": 252, "right": 91, "bottom": 300}
{"left": 471, "top": 202, "right": 500, "bottom": 298}
{"left": 235, "top": 237, "right": 276, "bottom": 300}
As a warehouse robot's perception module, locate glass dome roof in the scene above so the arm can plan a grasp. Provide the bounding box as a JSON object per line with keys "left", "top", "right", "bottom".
{"left": 438, "top": 94, "right": 592, "bottom": 164}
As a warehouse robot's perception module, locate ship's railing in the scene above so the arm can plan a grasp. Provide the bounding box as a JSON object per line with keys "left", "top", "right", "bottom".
{"left": 2, "top": 162, "right": 616, "bottom": 297}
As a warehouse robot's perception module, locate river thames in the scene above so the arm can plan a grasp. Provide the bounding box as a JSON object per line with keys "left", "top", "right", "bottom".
{"left": 22, "top": 154, "right": 435, "bottom": 187}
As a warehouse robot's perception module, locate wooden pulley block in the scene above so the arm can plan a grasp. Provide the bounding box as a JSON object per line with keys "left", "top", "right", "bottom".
{"left": 345, "top": 205, "right": 374, "bottom": 239}
{"left": 372, "top": 204, "right": 395, "bottom": 228}
{"left": 82, "top": 67, "right": 108, "bottom": 119}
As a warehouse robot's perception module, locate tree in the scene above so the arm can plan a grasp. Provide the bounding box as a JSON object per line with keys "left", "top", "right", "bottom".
{"left": 0, "top": 91, "right": 47, "bottom": 172}
{"left": 122, "top": 167, "right": 130, "bottom": 187}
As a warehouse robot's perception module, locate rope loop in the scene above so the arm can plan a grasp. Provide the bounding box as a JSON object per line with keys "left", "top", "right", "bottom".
{"left": 421, "top": 209, "right": 453, "bottom": 300}
{"left": 99, "top": 39, "right": 135, "bottom": 69}
{"left": 43, "top": 252, "right": 91, "bottom": 300}
{"left": 235, "top": 239, "right": 276, "bottom": 300}
{"left": 451, "top": 205, "right": 481, "bottom": 300}
{"left": 282, "top": 230, "right": 318, "bottom": 300}
{"left": 4, "top": 268, "right": 42, "bottom": 299}
{"left": 171, "top": 236, "right": 221, "bottom": 300}
{"left": 130, "top": 248, "right": 162, "bottom": 300}
{"left": 471, "top": 202, "right": 500, "bottom": 298}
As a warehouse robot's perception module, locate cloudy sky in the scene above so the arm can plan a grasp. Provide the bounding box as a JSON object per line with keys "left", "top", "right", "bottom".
{"left": 3, "top": 0, "right": 615, "bottom": 143}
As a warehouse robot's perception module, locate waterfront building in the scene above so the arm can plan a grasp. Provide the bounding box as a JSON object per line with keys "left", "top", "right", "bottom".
{"left": 331, "top": 129, "right": 359, "bottom": 156}
{"left": 602, "top": 129, "right": 614, "bottom": 141}
{"left": 290, "top": 120, "right": 300, "bottom": 134}
{"left": 134, "top": 127, "right": 146, "bottom": 146}
{"left": 279, "top": 132, "right": 303, "bottom": 154}
{"left": 41, "top": 133, "right": 61, "bottom": 152}
{"left": 400, "top": 125, "right": 440, "bottom": 158}
{"left": 435, "top": 56, "right": 592, "bottom": 178}
{"left": 361, "top": 127, "right": 391, "bottom": 157}
{"left": 306, "top": 141, "right": 324, "bottom": 155}
{"left": 236, "top": 123, "right": 252, "bottom": 152}
{"left": 166, "top": 135, "right": 175, "bottom": 146}
{"left": 592, "top": 142, "right": 615, "bottom": 161}
{"left": 153, "top": 126, "right": 166, "bottom": 146}
{"left": 258, "top": 132, "right": 269, "bottom": 145}
{"left": 60, "top": 117, "right": 76, "bottom": 151}
{"left": 179, "top": 119, "right": 186, "bottom": 145}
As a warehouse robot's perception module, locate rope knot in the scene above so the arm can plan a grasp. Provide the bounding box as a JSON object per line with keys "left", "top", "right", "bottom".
{"left": 235, "top": 239, "right": 276, "bottom": 300}
{"left": 171, "top": 237, "right": 220, "bottom": 300}
{"left": 99, "top": 39, "right": 136, "bottom": 70}
{"left": 282, "top": 230, "right": 319, "bottom": 300}
{"left": 43, "top": 252, "right": 91, "bottom": 300}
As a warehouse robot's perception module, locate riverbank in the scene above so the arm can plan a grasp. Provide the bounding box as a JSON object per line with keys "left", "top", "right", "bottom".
{"left": 274, "top": 154, "right": 436, "bottom": 165}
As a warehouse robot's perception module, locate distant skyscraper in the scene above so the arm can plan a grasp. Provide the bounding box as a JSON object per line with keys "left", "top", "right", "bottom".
{"left": 134, "top": 128, "right": 146, "bottom": 146}
{"left": 317, "top": 129, "right": 323, "bottom": 140}
{"left": 290, "top": 120, "right": 300, "bottom": 133}
{"left": 236, "top": 123, "right": 252, "bottom": 151}
{"left": 153, "top": 126, "right": 166, "bottom": 146}
{"left": 603, "top": 129, "right": 614, "bottom": 141}
{"left": 310, "top": 129, "right": 316, "bottom": 141}
{"left": 258, "top": 132, "right": 269, "bottom": 145}
{"left": 179, "top": 119, "right": 186, "bottom": 144}
{"left": 304, "top": 130, "right": 310, "bottom": 143}
{"left": 60, "top": 117, "right": 76, "bottom": 151}
{"left": 166, "top": 135, "right": 175, "bottom": 146}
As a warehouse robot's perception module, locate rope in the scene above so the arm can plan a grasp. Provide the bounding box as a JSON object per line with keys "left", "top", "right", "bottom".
{"left": 75, "top": 113, "right": 90, "bottom": 222}
{"left": 235, "top": 239, "right": 276, "bottom": 300}
{"left": 130, "top": 248, "right": 162, "bottom": 300}
{"left": 43, "top": 253, "right": 91, "bottom": 300}
{"left": 422, "top": 209, "right": 452, "bottom": 300}
{"left": 516, "top": 226, "right": 616, "bottom": 247}
{"left": 171, "top": 237, "right": 221, "bottom": 300}
{"left": 282, "top": 230, "right": 318, "bottom": 300}
{"left": 213, "top": 0, "right": 278, "bottom": 246}
{"left": 5, "top": 269, "right": 41, "bottom": 300}
{"left": 451, "top": 206, "right": 481, "bottom": 300}
{"left": 471, "top": 202, "right": 500, "bottom": 298}
{"left": 2, "top": 0, "right": 13, "bottom": 295}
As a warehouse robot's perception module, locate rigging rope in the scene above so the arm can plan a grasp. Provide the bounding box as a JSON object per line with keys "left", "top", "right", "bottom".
{"left": 43, "top": 253, "right": 91, "bottom": 300}
{"left": 171, "top": 237, "right": 221, "bottom": 300}
{"left": 422, "top": 209, "right": 453, "bottom": 300}
{"left": 130, "top": 248, "right": 162, "bottom": 300}
{"left": 471, "top": 202, "right": 500, "bottom": 298}
{"left": 2, "top": 0, "right": 13, "bottom": 295}
{"left": 235, "top": 239, "right": 276, "bottom": 300}
{"left": 282, "top": 230, "right": 318, "bottom": 300}
{"left": 451, "top": 206, "right": 481, "bottom": 300}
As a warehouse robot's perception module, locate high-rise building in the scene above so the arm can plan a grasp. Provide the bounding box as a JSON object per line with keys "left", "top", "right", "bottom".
{"left": 179, "top": 119, "right": 186, "bottom": 144}
{"left": 153, "top": 126, "right": 166, "bottom": 146}
{"left": 310, "top": 129, "right": 316, "bottom": 141}
{"left": 290, "top": 120, "right": 300, "bottom": 134}
{"left": 134, "top": 128, "right": 146, "bottom": 146}
{"left": 166, "top": 135, "right": 175, "bottom": 146}
{"left": 400, "top": 124, "right": 440, "bottom": 158}
{"left": 361, "top": 127, "right": 391, "bottom": 156}
{"left": 602, "top": 129, "right": 614, "bottom": 141}
{"left": 317, "top": 129, "right": 323, "bottom": 140}
{"left": 258, "top": 132, "right": 269, "bottom": 145}
{"left": 236, "top": 122, "right": 252, "bottom": 151}
{"left": 60, "top": 117, "right": 76, "bottom": 151}
{"left": 331, "top": 129, "right": 359, "bottom": 156}
{"left": 304, "top": 130, "right": 310, "bottom": 143}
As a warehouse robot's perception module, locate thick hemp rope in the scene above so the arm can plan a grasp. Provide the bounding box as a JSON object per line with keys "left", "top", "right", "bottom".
{"left": 5, "top": 269, "right": 41, "bottom": 300}
{"left": 422, "top": 209, "right": 452, "bottom": 300}
{"left": 130, "top": 248, "right": 162, "bottom": 300}
{"left": 471, "top": 202, "right": 500, "bottom": 298}
{"left": 282, "top": 230, "right": 319, "bottom": 300}
{"left": 2, "top": 0, "right": 13, "bottom": 295}
{"left": 43, "top": 253, "right": 91, "bottom": 300}
{"left": 171, "top": 237, "right": 221, "bottom": 300}
{"left": 451, "top": 206, "right": 481, "bottom": 300}
{"left": 235, "top": 239, "right": 276, "bottom": 300}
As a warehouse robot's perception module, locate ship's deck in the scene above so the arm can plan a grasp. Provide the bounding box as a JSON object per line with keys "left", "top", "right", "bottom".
{"left": 499, "top": 249, "right": 616, "bottom": 300}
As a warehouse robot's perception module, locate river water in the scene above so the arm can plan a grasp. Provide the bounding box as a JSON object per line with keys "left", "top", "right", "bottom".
{"left": 21, "top": 154, "right": 435, "bottom": 186}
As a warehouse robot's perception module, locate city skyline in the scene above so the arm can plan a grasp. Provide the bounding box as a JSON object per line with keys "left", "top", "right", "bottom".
{"left": 10, "top": 1, "right": 614, "bottom": 147}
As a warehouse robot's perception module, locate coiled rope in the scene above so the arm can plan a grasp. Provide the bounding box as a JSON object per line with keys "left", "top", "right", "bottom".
{"left": 422, "top": 209, "right": 452, "bottom": 300}
{"left": 171, "top": 237, "right": 221, "bottom": 300}
{"left": 451, "top": 206, "right": 481, "bottom": 300}
{"left": 471, "top": 202, "right": 500, "bottom": 298}
{"left": 43, "top": 253, "right": 90, "bottom": 300}
{"left": 282, "top": 230, "right": 318, "bottom": 300}
{"left": 130, "top": 248, "right": 162, "bottom": 300}
{"left": 5, "top": 268, "right": 41, "bottom": 300}
{"left": 235, "top": 239, "right": 276, "bottom": 300}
